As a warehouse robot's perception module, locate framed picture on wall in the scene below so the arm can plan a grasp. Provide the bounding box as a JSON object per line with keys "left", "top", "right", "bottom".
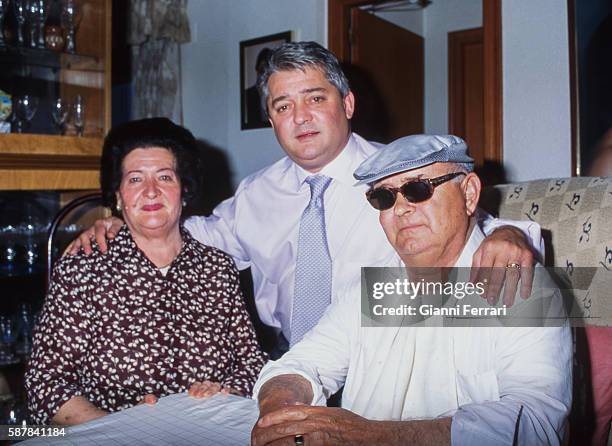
{"left": 240, "top": 31, "right": 292, "bottom": 130}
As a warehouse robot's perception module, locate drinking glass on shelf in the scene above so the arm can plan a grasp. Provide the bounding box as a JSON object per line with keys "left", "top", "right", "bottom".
{"left": 72, "top": 95, "right": 84, "bottom": 136}
{"left": 14, "top": 95, "right": 38, "bottom": 133}
{"left": 61, "top": 0, "right": 79, "bottom": 54}
{"left": 0, "top": 224, "right": 17, "bottom": 274}
{"left": 13, "top": 0, "right": 27, "bottom": 46}
{"left": 0, "top": 0, "right": 8, "bottom": 46}
{"left": 51, "top": 97, "right": 69, "bottom": 134}
{"left": 22, "top": 216, "right": 40, "bottom": 271}
{"left": 0, "top": 316, "right": 17, "bottom": 366}
{"left": 27, "top": 0, "right": 38, "bottom": 48}
{"left": 36, "top": 0, "right": 50, "bottom": 48}
{"left": 15, "top": 304, "right": 34, "bottom": 356}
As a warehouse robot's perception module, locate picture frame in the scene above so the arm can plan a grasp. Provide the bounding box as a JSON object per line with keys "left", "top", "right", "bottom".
{"left": 240, "top": 31, "right": 292, "bottom": 130}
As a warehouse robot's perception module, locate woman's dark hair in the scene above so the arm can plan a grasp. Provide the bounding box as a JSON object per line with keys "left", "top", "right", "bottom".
{"left": 100, "top": 118, "right": 200, "bottom": 216}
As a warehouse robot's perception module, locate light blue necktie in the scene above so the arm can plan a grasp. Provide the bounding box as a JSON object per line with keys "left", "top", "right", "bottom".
{"left": 290, "top": 175, "right": 333, "bottom": 346}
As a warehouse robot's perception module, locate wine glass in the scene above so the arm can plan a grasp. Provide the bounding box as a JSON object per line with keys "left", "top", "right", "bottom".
{"left": 15, "top": 304, "right": 34, "bottom": 356}
{"left": 36, "top": 0, "right": 50, "bottom": 48}
{"left": 72, "top": 95, "right": 84, "bottom": 136}
{"left": 61, "top": 0, "right": 79, "bottom": 54}
{"left": 26, "top": 0, "right": 38, "bottom": 48}
{"left": 0, "top": 0, "right": 8, "bottom": 46}
{"left": 13, "top": 0, "right": 27, "bottom": 46}
{"left": 0, "top": 225, "right": 17, "bottom": 274}
{"left": 51, "top": 97, "right": 69, "bottom": 135}
{"left": 0, "top": 316, "right": 17, "bottom": 366}
{"left": 14, "top": 95, "right": 38, "bottom": 133}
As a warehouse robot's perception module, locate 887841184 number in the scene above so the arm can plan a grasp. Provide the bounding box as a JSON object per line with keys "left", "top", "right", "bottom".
{"left": 6, "top": 426, "right": 66, "bottom": 440}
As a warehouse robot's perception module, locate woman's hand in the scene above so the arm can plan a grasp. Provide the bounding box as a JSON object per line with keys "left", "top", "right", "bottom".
{"left": 52, "top": 396, "right": 108, "bottom": 426}
{"left": 188, "top": 381, "right": 243, "bottom": 398}
{"left": 137, "top": 394, "right": 158, "bottom": 406}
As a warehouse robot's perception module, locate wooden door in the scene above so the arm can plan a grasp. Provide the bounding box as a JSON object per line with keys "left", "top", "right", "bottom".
{"left": 347, "top": 8, "right": 423, "bottom": 143}
{"left": 329, "top": 0, "right": 502, "bottom": 162}
{"left": 448, "top": 27, "right": 484, "bottom": 165}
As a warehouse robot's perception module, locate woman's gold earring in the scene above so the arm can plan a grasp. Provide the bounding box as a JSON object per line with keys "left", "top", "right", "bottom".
{"left": 182, "top": 199, "right": 187, "bottom": 207}
{"left": 116, "top": 203, "right": 122, "bottom": 212}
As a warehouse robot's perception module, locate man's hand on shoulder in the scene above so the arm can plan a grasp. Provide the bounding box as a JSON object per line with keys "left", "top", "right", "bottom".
{"left": 64, "top": 216, "right": 124, "bottom": 256}
{"left": 471, "top": 225, "right": 535, "bottom": 307}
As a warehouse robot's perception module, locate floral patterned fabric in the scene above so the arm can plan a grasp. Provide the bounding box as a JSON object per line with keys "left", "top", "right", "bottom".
{"left": 480, "top": 176, "right": 612, "bottom": 326}
{"left": 25, "top": 225, "right": 266, "bottom": 425}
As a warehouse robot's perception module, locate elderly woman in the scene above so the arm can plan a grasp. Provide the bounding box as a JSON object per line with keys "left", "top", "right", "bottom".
{"left": 25, "top": 118, "right": 267, "bottom": 425}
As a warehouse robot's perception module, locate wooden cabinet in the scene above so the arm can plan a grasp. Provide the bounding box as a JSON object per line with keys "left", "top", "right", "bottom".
{"left": 0, "top": 0, "right": 111, "bottom": 190}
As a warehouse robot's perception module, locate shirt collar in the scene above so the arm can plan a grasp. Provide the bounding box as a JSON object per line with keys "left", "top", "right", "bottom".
{"left": 289, "top": 133, "right": 362, "bottom": 191}
{"left": 109, "top": 223, "right": 196, "bottom": 271}
{"left": 389, "top": 220, "right": 485, "bottom": 268}
{"left": 454, "top": 222, "right": 485, "bottom": 267}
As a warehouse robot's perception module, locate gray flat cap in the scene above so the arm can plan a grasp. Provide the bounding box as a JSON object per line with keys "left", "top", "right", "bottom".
{"left": 353, "top": 134, "right": 474, "bottom": 185}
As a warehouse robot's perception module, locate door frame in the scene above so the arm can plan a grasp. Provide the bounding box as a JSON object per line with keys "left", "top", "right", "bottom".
{"left": 328, "top": 0, "right": 503, "bottom": 164}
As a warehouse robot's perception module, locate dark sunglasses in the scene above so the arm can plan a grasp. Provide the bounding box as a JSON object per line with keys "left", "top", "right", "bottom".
{"left": 366, "top": 172, "right": 466, "bottom": 210}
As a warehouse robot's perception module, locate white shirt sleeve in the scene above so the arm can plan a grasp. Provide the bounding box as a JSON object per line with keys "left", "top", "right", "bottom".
{"left": 184, "top": 194, "right": 252, "bottom": 270}
{"left": 451, "top": 325, "right": 572, "bottom": 446}
{"left": 478, "top": 209, "right": 545, "bottom": 262}
{"left": 252, "top": 290, "right": 358, "bottom": 406}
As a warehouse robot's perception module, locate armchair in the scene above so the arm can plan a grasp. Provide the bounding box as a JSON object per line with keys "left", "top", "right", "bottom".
{"left": 480, "top": 176, "right": 612, "bottom": 446}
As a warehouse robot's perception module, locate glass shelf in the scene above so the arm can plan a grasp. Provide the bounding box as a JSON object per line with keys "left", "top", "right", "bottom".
{"left": 0, "top": 44, "right": 104, "bottom": 72}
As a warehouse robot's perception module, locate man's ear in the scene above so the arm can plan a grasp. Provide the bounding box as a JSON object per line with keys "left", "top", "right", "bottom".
{"left": 462, "top": 172, "right": 481, "bottom": 216}
{"left": 343, "top": 91, "right": 355, "bottom": 120}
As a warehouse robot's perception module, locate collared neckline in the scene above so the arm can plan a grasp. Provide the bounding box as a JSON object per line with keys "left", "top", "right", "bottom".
{"left": 454, "top": 223, "right": 485, "bottom": 268}
{"left": 289, "top": 133, "right": 362, "bottom": 192}
{"left": 390, "top": 222, "right": 485, "bottom": 269}
{"left": 109, "top": 224, "right": 197, "bottom": 274}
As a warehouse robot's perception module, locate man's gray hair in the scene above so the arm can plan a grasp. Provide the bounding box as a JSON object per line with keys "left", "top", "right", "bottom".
{"left": 454, "top": 162, "right": 474, "bottom": 173}
{"left": 256, "top": 41, "right": 351, "bottom": 118}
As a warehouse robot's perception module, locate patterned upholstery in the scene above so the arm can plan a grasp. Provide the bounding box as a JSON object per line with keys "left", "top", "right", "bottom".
{"left": 480, "top": 176, "right": 612, "bottom": 327}
{"left": 481, "top": 176, "right": 612, "bottom": 445}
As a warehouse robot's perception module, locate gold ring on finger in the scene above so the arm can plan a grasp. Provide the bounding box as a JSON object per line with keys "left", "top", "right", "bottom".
{"left": 506, "top": 262, "right": 521, "bottom": 269}
{"left": 295, "top": 434, "right": 305, "bottom": 445}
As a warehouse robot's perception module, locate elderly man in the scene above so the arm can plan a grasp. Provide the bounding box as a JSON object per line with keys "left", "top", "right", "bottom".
{"left": 251, "top": 135, "right": 572, "bottom": 446}
{"left": 70, "top": 42, "right": 539, "bottom": 353}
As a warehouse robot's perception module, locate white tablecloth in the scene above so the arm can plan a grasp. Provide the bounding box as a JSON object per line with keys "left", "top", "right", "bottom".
{"left": 22, "top": 392, "right": 259, "bottom": 445}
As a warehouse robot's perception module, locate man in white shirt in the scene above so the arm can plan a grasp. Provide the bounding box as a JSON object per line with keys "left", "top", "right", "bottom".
{"left": 251, "top": 134, "right": 572, "bottom": 446}
{"left": 71, "top": 42, "right": 539, "bottom": 351}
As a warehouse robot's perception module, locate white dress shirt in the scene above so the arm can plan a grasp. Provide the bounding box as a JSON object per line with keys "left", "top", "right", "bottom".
{"left": 185, "top": 133, "right": 543, "bottom": 339}
{"left": 253, "top": 226, "right": 572, "bottom": 445}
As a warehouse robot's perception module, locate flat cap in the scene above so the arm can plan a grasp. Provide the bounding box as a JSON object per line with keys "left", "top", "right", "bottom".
{"left": 353, "top": 134, "right": 474, "bottom": 185}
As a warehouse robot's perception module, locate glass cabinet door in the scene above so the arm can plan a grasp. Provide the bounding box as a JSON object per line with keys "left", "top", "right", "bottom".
{"left": 0, "top": 0, "right": 111, "bottom": 190}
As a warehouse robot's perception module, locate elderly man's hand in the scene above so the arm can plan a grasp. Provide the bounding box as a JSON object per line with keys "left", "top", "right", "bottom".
{"left": 64, "top": 216, "right": 124, "bottom": 256}
{"left": 252, "top": 406, "right": 375, "bottom": 446}
{"left": 471, "top": 225, "right": 535, "bottom": 307}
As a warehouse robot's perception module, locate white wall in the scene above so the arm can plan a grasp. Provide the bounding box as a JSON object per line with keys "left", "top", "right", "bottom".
{"left": 181, "top": 1, "right": 230, "bottom": 156}
{"left": 502, "top": 0, "right": 572, "bottom": 181}
{"left": 181, "top": 0, "right": 327, "bottom": 185}
{"left": 373, "top": 6, "right": 423, "bottom": 36}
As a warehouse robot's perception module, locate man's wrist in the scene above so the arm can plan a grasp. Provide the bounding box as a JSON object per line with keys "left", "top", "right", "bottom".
{"left": 257, "top": 374, "right": 314, "bottom": 416}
